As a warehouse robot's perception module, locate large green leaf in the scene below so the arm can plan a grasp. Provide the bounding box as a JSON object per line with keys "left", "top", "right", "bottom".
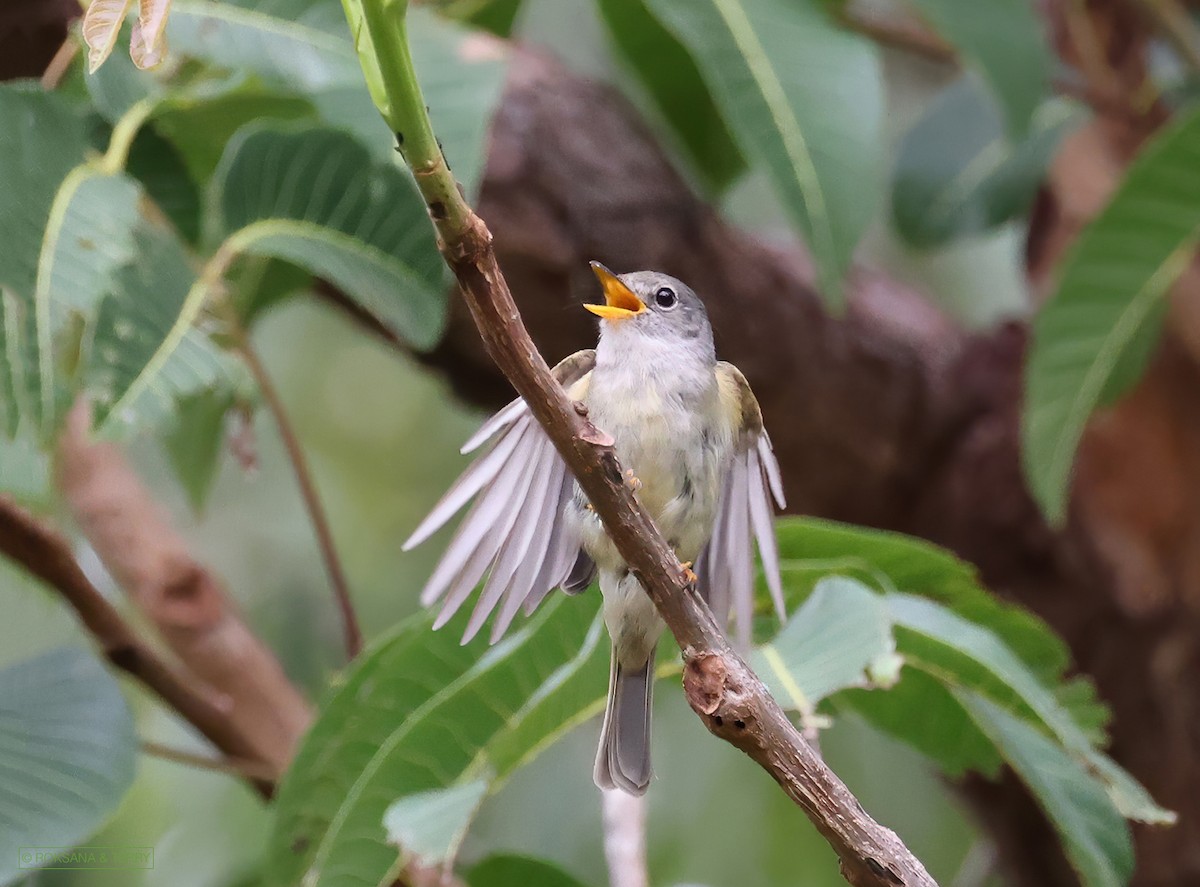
{"left": 887, "top": 593, "right": 1172, "bottom": 824}
{"left": 164, "top": 385, "right": 237, "bottom": 512}
{"left": 0, "top": 290, "right": 38, "bottom": 440}
{"left": 468, "top": 854, "right": 594, "bottom": 887}
{"left": 265, "top": 596, "right": 609, "bottom": 887}
{"left": 0, "top": 87, "right": 88, "bottom": 305}
{"left": 166, "top": 1, "right": 506, "bottom": 195}
{"left": 152, "top": 88, "right": 317, "bottom": 184}
{"left": 960, "top": 693, "right": 1133, "bottom": 887}
{"left": 751, "top": 576, "right": 894, "bottom": 721}
{"left": 596, "top": 0, "right": 746, "bottom": 192}
{"left": 774, "top": 517, "right": 1170, "bottom": 825}
{"left": 907, "top": 0, "right": 1051, "bottom": 138}
{"left": 648, "top": 0, "right": 883, "bottom": 305}
{"left": 775, "top": 517, "right": 1073, "bottom": 686}
{"left": 893, "top": 77, "right": 1083, "bottom": 249}
{"left": 382, "top": 779, "right": 488, "bottom": 866}
{"left": 88, "top": 221, "right": 230, "bottom": 434}
{"left": 1023, "top": 108, "right": 1200, "bottom": 524}
{"left": 212, "top": 124, "right": 446, "bottom": 349}
{"left": 0, "top": 648, "right": 137, "bottom": 885}
{"left": 835, "top": 667, "right": 1003, "bottom": 778}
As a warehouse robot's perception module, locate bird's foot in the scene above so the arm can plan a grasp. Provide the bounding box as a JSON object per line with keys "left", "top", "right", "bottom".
{"left": 624, "top": 469, "right": 642, "bottom": 492}
{"left": 679, "top": 561, "right": 698, "bottom": 584}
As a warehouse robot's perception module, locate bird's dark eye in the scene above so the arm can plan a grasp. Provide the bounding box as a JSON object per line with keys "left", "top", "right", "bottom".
{"left": 654, "top": 287, "right": 677, "bottom": 309}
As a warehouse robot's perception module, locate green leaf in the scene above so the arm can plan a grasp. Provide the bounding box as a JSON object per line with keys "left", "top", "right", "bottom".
{"left": 164, "top": 386, "right": 236, "bottom": 512}
{"left": 959, "top": 693, "right": 1133, "bottom": 887}
{"left": 775, "top": 517, "right": 1073, "bottom": 688}
{"left": 468, "top": 854, "right": 594, "bottom": 887}
{"left": 88, "top": 224, "right": 229, "bottom": 435}
{"left": 153, "top": 88, "right": 317, "bottom": 185}
{"left": 266, "top": 595, "right": 609, "bottom": 887}
{"left": 648, "top": 0, "right": 883, "bottom": 305}
{"left": 893, "top": 77, "right": 1083, "bottom": 249}
{"left": 751, "top": 576, "right": 893, "bottom": 718}
{"left": 0, "top": 289, "right": 38, "bottom": 440}
{"left": 835, "top": 668, "right": 1003, "bottom": 778}
{"left": 126, "top": 126, "right": 204, "bottom": 245}
{"left": 907, "top": 0, "right": 1051, "bottom": 138}
{"left": 1023, "top": 108, "right": 1200, "bottom": 524}
{"left": 166, "top": 1, "right": 507, "bottom": 195}
{"left": 212, "top": 124, "right": 447, "bottom": 349}
{"left": 0, "top": 86, "right": 89, "bottom": 302}
{"left": 382, "top": 779, "right": 488, "bottom": 865}
{"left": 596, "top": 0, "right": 746, "bottom": 192}
{"left": 0, "top": 648, "right": 137, "bottom": 884}
{"left": 887, "top": 593, "right": 1173, "bottom": 824}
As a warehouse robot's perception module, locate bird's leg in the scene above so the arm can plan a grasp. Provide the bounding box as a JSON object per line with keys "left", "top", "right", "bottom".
{"left": 623, "top": 468, "right": 642, "bottom": 492}
{"left": 678, "top": 560, "right": 698, "bottom": 585}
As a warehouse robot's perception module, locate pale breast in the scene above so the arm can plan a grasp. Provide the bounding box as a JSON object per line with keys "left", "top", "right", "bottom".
{"left": 569, "top": 359, "right": 732, "bottom": 570}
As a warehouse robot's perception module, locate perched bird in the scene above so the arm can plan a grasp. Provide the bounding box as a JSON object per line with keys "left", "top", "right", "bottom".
{"left": 403, "top": 263, "right": 786, "bottom": 795}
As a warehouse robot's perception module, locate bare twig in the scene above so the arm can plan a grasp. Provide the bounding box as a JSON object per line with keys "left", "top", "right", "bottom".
{"left": 140, "top": 739, "right": 278, "bottom": 783}
{"left": 229, "top": 320, "right": 363, "bottom": 660}
{"left": 56, "top": 402, "right": 314, "bottom": 774}
{"left": 349, "top": 4, "right": 936, "bottom": 884}
{"left": 0, "top": 495, "right": 275, "bottom": 799}
{"left": 601, "top": 790, "right": 648, "bottom": 887}
{"left": 838, "top": 7, "right": 955, "bottom": 63}
{"left": 40, "top": 32, "right": 77, "bottom": 90}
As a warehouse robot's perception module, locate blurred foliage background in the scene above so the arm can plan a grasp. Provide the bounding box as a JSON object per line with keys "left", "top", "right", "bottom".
{"left": 2, "top": 0, "right": 1198, "bottom": 884}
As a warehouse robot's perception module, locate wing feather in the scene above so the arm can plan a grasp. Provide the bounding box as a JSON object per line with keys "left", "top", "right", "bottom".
{"left": 521, "top": 470, "right": 581, "bottom": 615}
{"left": 700, "top": 363, "right": 787, "bottom": 643}
{"left": 403, "top": 425, "right": 528, "bottom": 551}
{"left": 465, "top": 435, "right": 556, "bottom": 642}
{"left": 407, "top": 350, "right": 596, "bottom": 643}
{"left": 727, "top": 456, "right": 754, "bottom": 649}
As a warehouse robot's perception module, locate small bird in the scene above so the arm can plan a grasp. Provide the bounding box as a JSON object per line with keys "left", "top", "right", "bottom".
{"left": 403, "top": 263, "right": 786, "bottom": 795}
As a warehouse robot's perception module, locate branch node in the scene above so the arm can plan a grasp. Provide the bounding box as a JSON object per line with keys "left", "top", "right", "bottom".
{"left": 683, "top": 652, "right": 728, "bottom": 716}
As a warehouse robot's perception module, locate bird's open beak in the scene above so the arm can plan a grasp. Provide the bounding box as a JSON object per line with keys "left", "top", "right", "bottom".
{"left": 585, "top": 262, "right": 645, "bottom": 320}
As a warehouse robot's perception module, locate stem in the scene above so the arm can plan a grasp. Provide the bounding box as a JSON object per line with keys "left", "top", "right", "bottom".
{"left": 141, "top": 740, "right": 278, "bottom": 783}
{"left": 228, "top": 316, "right": 363, "bottom": 660}
{"left": 344, "top": 2, "right": 937, "bottom": 884}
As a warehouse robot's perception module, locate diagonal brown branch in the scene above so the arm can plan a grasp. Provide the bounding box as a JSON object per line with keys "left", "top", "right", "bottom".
{"left": 0, "top": 494, "right": 276, "bottom": 798}
{"left": 56, "top": 402, "right": 313, "bottom": 776}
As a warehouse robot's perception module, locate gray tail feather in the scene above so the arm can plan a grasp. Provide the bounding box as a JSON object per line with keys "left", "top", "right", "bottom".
{"left": 593, "top": 648, "right": 654, "bottom": 795}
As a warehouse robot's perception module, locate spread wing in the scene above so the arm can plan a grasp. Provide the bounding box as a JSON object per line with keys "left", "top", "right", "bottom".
{"left": 697, "top": 362, "right": 787, "bottom": 648}
{"left": 403, "top": 350, "right": 596, "bottom": 644}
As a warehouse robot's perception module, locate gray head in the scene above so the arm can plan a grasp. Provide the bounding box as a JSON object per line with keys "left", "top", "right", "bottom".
{"left": 586, "top": 263, "right": 713, "bottom": 355}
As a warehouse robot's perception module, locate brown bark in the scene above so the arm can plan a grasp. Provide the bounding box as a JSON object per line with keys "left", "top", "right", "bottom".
{"left": 0, "top": 495, "right": 277, "bottom": 798}
{"left": 55, "top": 403, "right": 314, "bottom": 775}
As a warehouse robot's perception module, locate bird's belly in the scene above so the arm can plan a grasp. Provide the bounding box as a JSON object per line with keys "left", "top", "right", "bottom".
{"left": 571, "top": 386, "right": 727, "bottom": 571}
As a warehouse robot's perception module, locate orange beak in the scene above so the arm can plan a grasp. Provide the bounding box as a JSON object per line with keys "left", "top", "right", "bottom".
{"left": 585, "top": 262, "right": 645, "bottom": 320}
